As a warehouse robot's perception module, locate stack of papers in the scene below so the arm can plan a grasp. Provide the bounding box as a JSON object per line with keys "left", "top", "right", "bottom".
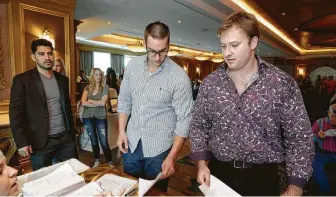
{"left": 96, "top": 174, "right": 138, "bottom": 196}
{"left": 21, "top": 163, "right": 85, "bottom": 196}
{"left": 199, "top": 174, "right": 241, "bottom": 196}
{"left": 67, "top": 182, "right": 103, "bottom": 196}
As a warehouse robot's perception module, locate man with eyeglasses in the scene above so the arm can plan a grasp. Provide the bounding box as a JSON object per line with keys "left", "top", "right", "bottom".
{"left": 189, "top": 11, "right": 314, "bottom": 196}
{"left": 117, "top": 21, "right": 193, "bottom": 192}
{"left": 312, "top": 96, "right": 336, "bottom": 195}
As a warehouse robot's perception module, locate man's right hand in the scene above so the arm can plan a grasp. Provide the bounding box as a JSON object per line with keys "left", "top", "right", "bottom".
{"left": 18, "top": 145, "right": 33, "bottom": 157}
{"left": 318, "top": 130, "right": 326, "bottom": 138}
{"left": 197, "top": 160, "right": 210, "bottom": 187}
{"left": 117, "top": 131, "right": 128, "bottom": 154}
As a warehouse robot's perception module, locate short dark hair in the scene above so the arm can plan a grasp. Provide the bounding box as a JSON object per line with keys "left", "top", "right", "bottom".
{"left": 31, "top": 39, "right": 54, "bottom": 54}
{"left": 144, "top": 21, "right": 170, "bottom": 43}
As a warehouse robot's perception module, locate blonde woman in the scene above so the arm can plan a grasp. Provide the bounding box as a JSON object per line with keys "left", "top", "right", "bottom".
{"left": 81, "top": 68, "right": 113, "bottom": 168}
{"left": 53, "top": 57, "right": 66, "bottom": 75}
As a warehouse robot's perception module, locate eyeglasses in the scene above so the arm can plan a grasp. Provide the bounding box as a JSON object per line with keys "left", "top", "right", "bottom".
{"left": 146, "top": 48, "right": 168, "bottom": 57}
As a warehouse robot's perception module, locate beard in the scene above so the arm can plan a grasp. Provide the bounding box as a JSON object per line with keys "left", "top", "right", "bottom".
{"left": 37, "top": 62, "right": 53, "bottom": 71}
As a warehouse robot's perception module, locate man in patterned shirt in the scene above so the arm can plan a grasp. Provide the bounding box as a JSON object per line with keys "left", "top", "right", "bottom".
{"left": 189, "top": 11, "right": 314, "bottom": 196}
{"left": 117, "top": 21, "right": 193, "bottom": 192}
{"left": 312, "top": 97, "right": 336, "bottom": 195}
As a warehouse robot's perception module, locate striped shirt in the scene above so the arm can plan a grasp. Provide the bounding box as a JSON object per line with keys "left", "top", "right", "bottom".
{"left": 118, "top": 55, "right": 193, "bottom": 157}
{"left": 312, "top": 117, "right": 336, "bottom": 152}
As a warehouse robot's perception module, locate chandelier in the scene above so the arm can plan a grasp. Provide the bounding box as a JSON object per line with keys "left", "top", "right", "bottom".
{"left": 194, "top": 53, "right": 210, "bottom": 61}
{"left": 168, "top": 49, "right": 182, "bottom": 56}
{"left": 211, "top": 55, "right": 224, "bottom": 63}
{"left": 40, "top": 29, "right": 55, "bottom": 48}
{"left": 125, "top": 40, "right": 146, "bottom": 52}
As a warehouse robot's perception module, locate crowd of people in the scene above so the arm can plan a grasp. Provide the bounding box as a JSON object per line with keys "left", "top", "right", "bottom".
{"left": 2, "top": 11, "right": 335, "bottom": 196}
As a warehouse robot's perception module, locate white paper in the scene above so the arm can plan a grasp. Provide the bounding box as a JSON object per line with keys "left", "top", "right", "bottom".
{"left": 21, "top": 163, "right": 85, "bottom": 196}
{"left": 138, "top": 173, "right": 162, "bottom": 197}
{"left": 67, "top": 182, "right": 103, "bottom": 196}
{"left": 199, "top": 174, "right": 241, "bottom": 197}
{"left": 96, "top": 174, "right": 138, "bottom": 196}
{"left": 325, "top": 129, "right": 336, "bottom": 137}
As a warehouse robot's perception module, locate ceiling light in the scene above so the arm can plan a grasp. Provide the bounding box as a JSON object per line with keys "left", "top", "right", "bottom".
{"left": 108, "top": 22, "right": 111, "bottom": 25}
{"left": 135, "top": 29, "right": 138, "bottom": 31}
{"left": 268, "top": 53, "right": 271, "bottom": 55}
{"left": 125, "top": 40, "right": 146, "bottom": 52}
{"left": 77, "top": 29, "right": 80, "bottom": 32}
{"left": 295, "top": 28, "right": 298, "bottom": 31}
{"left": 168, "top": 49, "right": 182, "bottom": 56}
{"left": 211, "top": 55, "right": 224, "bottom": 63}
{"left": 194, "top": 53, "right": 210, "bottom": 61}
{"left": 178, "top": 20, "right": 181, "bottom": 23}
{"left": 207, "top": 46, "right": 210, "bottom": 48}
{"left": 178, "top": 38, "right": 181, "bottom": 41}
{"left": 282, "top": 12, "right": 286, "bottom": 16}
{"left": 257, "top": 49, "right": 259, "bottom": 51}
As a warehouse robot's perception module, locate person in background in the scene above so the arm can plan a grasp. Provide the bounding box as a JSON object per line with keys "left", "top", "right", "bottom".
{"left": 311, "top": 96, "right": 336, "bottom": 195}
{"left": 117, "top": 21, "right": 193, "bottom": 192}
{"left": 189, "top": 11, "right": 314, "bottom": 196}
{"left": 53, "top": 57, "right": 66, "bottom": 75}
{"left": 106, "top": 68, "right": 120, "bottom": 94}
{"left": 81, "top": 68, "right": 113, "bottom": 168}
{"left": 10, "top": 39, "right": 77, "bottom": 171}
{"left": 0, "top": 150, "right": 19, "bottom": 196}
{"left": 77, "top": 70, "right": 88, "bottom": 83}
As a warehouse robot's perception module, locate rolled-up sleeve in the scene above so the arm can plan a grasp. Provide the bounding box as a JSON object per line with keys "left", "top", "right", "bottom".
{"left": 280, "top": 78, "right": 314, "bottom": 188}
{"left": 117, "top": 68, "right": 132, "bottom": 115}
{"left": 189, "top": 80, "right": 213, "bottom": 161}
{"left": 172, "top": 73, "right": 193, "bottom": 138}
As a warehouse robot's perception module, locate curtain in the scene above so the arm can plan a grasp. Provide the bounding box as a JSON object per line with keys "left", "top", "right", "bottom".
{"left": 110, "top": 54, "right": 124, "bottom": 76}
{"left": 79, "top": 51, "right": 93, "bottom": 75}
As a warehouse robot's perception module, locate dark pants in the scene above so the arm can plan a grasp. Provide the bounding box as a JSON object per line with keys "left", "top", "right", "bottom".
{"left": 31, "top": 131, "right": 78, "bottom": 171}
{"left": 122, "top": 140, "right": 171, "bottom": 192}
{"left": 312, "top": 148, "right": 336, "bottom": 195}
{"left": 209, "top": 158, "right": 280, "bottom": 196}
{"left": 83, "top": 118, "right": 112, "bottom": 162}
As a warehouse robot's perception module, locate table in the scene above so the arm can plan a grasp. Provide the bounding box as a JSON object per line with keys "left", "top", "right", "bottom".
{"left": 80, "top": 164, "right": 167, "bottom": 196}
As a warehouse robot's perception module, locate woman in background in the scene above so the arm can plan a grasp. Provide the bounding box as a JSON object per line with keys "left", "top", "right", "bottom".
{"left": 53, "top": 57, "right": 66, "bottom": 75}
{"left": 0, "top": 150, "right": 19, "bottom": 196}
{"left": 105, "top": 68, "right": 119, "bottom": 94}
{"left": 81, "top": 68, "right": 113, "bottom": 168}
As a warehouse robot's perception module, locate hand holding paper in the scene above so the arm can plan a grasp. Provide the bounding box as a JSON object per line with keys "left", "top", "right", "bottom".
{"left": 139, "top": 173, "right": 162, "bottom": 197}
{"left": 199, "top": 174, "right": 241, "bottom": 197}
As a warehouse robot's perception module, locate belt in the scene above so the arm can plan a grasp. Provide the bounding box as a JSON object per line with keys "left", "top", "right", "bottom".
{"left": 318, "top": 147, "right": 336, "bottom": 155}
{"left": 225, "top": 160, "right": 274, "bottom": 169}
{"left": 48, "top": 131, "right": 68, "bottom": 138}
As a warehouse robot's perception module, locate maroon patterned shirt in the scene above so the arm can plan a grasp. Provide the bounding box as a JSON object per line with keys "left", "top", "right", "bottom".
{"left": 189, "top": 56, "right": 314, "bottom": 187}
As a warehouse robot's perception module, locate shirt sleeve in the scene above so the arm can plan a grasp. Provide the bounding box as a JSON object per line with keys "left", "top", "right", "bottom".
{"left": 189, "top": 80, "right": 213, "bottom": 161}
{"left": 171, "top": 72, "right": 193, "bottom": 138}
{"left": 280, "top": 78, "right": 314, "bottom": 188}
{"left": 103, "top": 85, "right": 109, "bottom": 96}
{"left": 117, "top": 67, "right": 132, "bottom": 115}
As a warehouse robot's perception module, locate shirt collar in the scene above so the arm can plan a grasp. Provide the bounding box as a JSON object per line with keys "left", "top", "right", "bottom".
{"left": 142, "top": 54, "right": 169, "bottom": 74}
{"left": 219, "top": 55, "right": 271, "bottom": 73}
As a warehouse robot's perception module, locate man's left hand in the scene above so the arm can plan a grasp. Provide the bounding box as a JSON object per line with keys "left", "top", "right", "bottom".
{"left": 161, "top": 156, "right": 175, "bottom": 179}
{"left": 281, "top": 185, "right": 303, "bottom": 196}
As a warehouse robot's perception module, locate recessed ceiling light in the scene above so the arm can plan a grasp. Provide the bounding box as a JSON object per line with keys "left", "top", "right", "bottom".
{"left": 135, "top": 29, "right": 138, "bottom": 31}
{"left": 217, "top": 34, "right": 220, "bottom": 37}
{"left": 207, "top": 46, "right": 210, "bottom": 48}
{"left": 178, "top": 20, "right": 181, "bottom": 23}
{"left": 178, "top": 38, "right": 181, "bottom": 41}
{"left": 257, "top": 49, "right": 259, "bottom": 51}
{"left": 295, "top": 28, "right": 298, "bottom": 31}
{"left": 108, "top": 22, "right": 111, "bottom": 25}
{"left": 268, "top": 53, "right": 271, "bottom": 55}
{"left": 282, "top": 12, "right": 286, "bottom": 16}
{"left": 77, "top": 29, "right": 80, "bottom": 32}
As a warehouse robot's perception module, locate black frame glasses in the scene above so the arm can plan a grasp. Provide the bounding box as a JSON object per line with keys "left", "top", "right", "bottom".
{"left": 146, "top": 48, "right": 169, "bottom": 57}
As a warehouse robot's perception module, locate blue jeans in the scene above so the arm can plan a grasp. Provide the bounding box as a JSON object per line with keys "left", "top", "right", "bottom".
{"left": 312, "top": 149, "right": 336, "bottom": 194}
{"left": 122, "top": 140, "right": 171, "bottom": 192}
{"left": 83, "top": 118, "right": 112, "bottom": 162}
